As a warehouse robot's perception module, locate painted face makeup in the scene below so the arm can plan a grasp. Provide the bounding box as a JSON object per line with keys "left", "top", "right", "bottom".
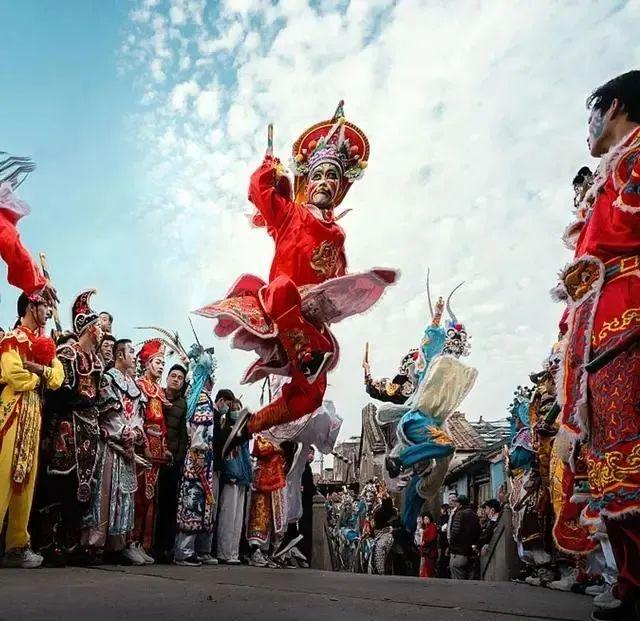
{"left": 588, "top": 108, "right": 606, "bottom": 153}
{"left": 306, "top": 162, "right": 341, "bottom": 209}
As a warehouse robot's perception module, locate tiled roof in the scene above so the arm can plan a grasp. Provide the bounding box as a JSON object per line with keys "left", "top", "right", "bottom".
{"left": 469, "top": 417, "right": 511, "bottom": 449}
{"left": 361, "top": 403, "right": 387, "bottom": 453}
{"left": 445, "top": 411, "right": 487, "bottom": 451}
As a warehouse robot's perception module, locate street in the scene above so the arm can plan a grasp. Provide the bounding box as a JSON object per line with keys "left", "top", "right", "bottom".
{"left": 0, "top": 564, "right": 592, "bottom": 621}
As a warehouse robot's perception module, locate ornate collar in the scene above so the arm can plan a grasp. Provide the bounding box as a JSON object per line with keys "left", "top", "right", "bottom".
{"left": 107, "top": 367, "right": 141, "bottom": 398}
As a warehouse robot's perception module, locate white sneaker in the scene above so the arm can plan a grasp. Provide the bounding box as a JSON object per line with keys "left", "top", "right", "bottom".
{"left": 121, "top": 544, "right": 145, "bottom": 566}
{"left": 289, "top": 546, "right": 309, "bottom": 568}
{"left": 224, "top": 558, "right": 241, "bottom": 565}
{"left": 274, "top": 535, "right": 304, "bottom": 559}
{"left": 2, "top": 547, "right": 43, "bottom": 569}
{"left": 197, "top": 554, "right": 218, "bottom": 565}
{"left": 525, "top": 574, "right": 542, "bottom": 587}
{"left": 593, "top": 587, "right": 622, "bottom": 610}
{"left": 249, "top": 548, "right": 268, "bottom": 567}
{"left": 586, "top": 583, "right": 608, "bottom": 597}
{"left": 134, "top": 543, "right": 155, "bottom": 565}
{"left": 547, "top": 567, "right": 577, "bottom": 592}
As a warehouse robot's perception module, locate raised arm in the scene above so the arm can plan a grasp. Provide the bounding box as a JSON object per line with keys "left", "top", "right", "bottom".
{"left": 0, "top": 211, "right": 46, "bottom": 295}
{"left": 248, "top": 156, "right": 293, "bottom": 231}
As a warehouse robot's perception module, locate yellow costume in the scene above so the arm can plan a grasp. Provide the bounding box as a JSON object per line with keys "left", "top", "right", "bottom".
{"left": 0, "top": 327, "right": 63, "bottom": 551}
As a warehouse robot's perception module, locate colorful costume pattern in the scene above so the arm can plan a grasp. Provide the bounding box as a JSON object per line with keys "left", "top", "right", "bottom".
{"left": 247, "top": 436, "right": 287, "bottom": 546}
{"left": 0, "top": 327, "right": 63, "bottom": 551}
{"left": 176, "top": 391, "right": 218, "bottom": 534}
{"left": 556, "top": 126, "right": 640, "bottom": 523}
{"left": 134, "top": 374, "right": 169, "bottom": 551}
{"left": 375, "top": 285, "right": 477, "bottom": 529}
{"left": 83, "top": 368, "right": 145, "bottom": 551}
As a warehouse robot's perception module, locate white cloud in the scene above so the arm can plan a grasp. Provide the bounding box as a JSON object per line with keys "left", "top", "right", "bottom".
{"left": 120, "top": 0, "right": 640, "bottom": 438}
{"left": 195, "top": 87, "right": 220, "bottom": 121}
{"left": 170, "top": 79, "right": 199, "bottom": 110}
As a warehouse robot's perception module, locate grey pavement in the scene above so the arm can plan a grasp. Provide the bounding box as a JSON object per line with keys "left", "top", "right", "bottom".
{"left": 0, "top": 564, "right": 593, "bottom": 621}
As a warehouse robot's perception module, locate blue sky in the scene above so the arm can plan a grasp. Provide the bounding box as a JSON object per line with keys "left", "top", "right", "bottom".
{"left": 2, "top": 0, "right": 639, "bottom": 439}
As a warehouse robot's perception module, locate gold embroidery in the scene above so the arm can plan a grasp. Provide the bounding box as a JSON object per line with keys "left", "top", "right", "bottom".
{"left": 426, "top": 426, "right": 452, "bottom": 446}
{"left": 310, "top": 240, "right": 340, "bottom": 279}
{"left": 595, "top": 307, "right": 640, "bottom": 346}
{"left": 586, "top": 444, "right": 640, "bottom": 491}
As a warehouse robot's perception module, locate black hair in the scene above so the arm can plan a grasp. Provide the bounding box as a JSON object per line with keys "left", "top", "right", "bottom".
{"left": 17, "top": 292, "right": 44, "bottom": 319}
{"left": 572, "top": 166, "right": 593, "bottom": 186}
{"left": 483, "top": 499, "right": 501, "bottom": 514}
{"left": 113, "top": 338, "right": 132, "bottom": 360}
{"left": 456, "top": 495, "right": 470, "bottom": 506}
{"left": 587, "top": 70, "right": 640, "bottom": 123}
{"left": 215, "top": 388, "right": 236, "bottom": 402}
{"left": 56, "top": 331, "right": 78, "bottom": 346}
{"left": 100, "top": 334, "right": 116, "bottom": 346}
{"left": 421, "top": 510, "right": 434, "bottom": 523}
{"left": 168, "top": 363, "right": 187, "bottom": 377}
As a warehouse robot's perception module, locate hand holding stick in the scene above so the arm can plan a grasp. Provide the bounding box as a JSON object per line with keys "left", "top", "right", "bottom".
{"left": 266, "top": 123, "right": 273, "bottom": 157}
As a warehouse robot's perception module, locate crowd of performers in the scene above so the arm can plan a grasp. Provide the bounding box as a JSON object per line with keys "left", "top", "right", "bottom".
{"left": 0, "top": 290, "right": 339, "bottom": 569}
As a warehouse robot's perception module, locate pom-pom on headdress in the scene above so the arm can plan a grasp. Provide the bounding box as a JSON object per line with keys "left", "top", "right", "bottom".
{"left": 291, "top": 100, "right": 369, "bottom": 208}
{"left": 137, "top": 339, "right": 166, "bottom": 368}
{"left": 72, "top": 289, "right": 99, "bottom": 336}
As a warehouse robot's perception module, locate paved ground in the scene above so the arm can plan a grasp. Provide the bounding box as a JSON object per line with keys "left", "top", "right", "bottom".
{"left": 0, "top": 564, "right": 593, "bottom": 621}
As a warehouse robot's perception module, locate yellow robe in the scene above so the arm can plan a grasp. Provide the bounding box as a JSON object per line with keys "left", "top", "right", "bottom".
{"left": 0, "top": 339, "right": 64, "bottom": 551}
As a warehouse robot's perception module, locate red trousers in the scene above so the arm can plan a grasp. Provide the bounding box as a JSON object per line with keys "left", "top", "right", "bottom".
{"left": 606, "top": 514, "right": 640, "bottom": 603}
{"left": 133, "top": 469, "right": 157, "bottom": 551}
{"left": 248, "top": 275, "right": 330, "bottom": 435}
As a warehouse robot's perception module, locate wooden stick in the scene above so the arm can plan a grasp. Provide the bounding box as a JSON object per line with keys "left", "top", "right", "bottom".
{"left": 267, "top": 123, "right": 273, "bottom": 157}
{"left": 39, "top": 252, "right": 62, "bottom": 332}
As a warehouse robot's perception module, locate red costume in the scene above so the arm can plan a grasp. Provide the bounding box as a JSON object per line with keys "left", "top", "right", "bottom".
{"left": 419, "top": 521, "right": 438, "bottom": 578}
{"left": 133, "top": 340, "right": 169, "bottom": 552}
{"left": 196, "top": 103, "right": 397, "bottom": 436}
{"left": 0, "top": 182, "right": 46, "bottom": 295}
{"left": 246, "top": 436, "right": 287, "bottom": 546}
{"left": 557, "top": 126, "right": 640, "bottom": 602}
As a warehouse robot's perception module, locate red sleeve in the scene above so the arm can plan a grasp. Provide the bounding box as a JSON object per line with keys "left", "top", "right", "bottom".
{"left": 422, "top": 523, "right": 438, "bottom": 545}
{"left": 0, "top": 212, "right": 46, "bottom": 295}
{"left": 248, "top": 157, "right": 293, "bottom": 231}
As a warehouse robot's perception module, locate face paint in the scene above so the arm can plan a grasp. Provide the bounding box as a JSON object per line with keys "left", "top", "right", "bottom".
{"left": 305, "top": 163, "right": 341, "bottom": 209}
{"left": 588, "top": 108, "right": 606, "bottom": 152}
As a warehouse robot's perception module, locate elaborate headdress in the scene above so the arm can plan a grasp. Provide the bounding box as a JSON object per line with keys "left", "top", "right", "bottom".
{"left": 185, "top": 343, "right": 217, "bottom": 422}
{"left": 72, "top": 289, "right": 99, "bottom": 336}
{"left": 508, "top": 385, "right": 532, "bottom": 430}
{"left": 426, "top": 270, "right": 470, "bottom": 358}
{"left": 291, "top": 100, "right": 369, "bottom": 207}
{"left": 138, "top": 339, "right": 166, "bottom": 368}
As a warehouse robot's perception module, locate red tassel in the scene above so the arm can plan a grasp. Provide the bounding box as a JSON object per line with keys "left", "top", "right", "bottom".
{"left": 31, "top": 336, "right": 56, "bottom": 366}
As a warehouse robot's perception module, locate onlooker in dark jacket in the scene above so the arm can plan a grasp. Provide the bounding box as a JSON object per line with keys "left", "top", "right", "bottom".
{"left": 448, "top": 495, "right": 480, "bottom": 580}
{"left": 154, "top": 364, "right": 188, "bottom": 562}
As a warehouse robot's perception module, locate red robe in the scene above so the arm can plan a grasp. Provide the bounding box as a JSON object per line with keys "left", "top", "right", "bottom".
{"left": 196, "top": 158, "right": 396, "bottom": 435}
{"left": 559, "top": 126, "right": 640, "bottom": 524}
{"left": 133, "top": 376, "right": 169, "bottom": 550}
{"left": 249, "top": 157, "right": 347, "bottom": 286}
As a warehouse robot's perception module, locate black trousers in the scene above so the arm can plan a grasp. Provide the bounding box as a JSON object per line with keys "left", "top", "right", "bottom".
{"left": 154, "top": 465, "right": 181, "bottom": 559}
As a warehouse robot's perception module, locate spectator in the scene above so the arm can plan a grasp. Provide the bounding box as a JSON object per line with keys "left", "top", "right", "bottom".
{"left": 438, "top": 503, "right": 451, "bottom": 578}
{"left": 419, "top": 511, "right": 438, "bottom": 578}
{"left": 448, "top": 495, "right": 480, "bottom": 580}
{"left": 477, "top": 499, "right": 502, "bottom": 553}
